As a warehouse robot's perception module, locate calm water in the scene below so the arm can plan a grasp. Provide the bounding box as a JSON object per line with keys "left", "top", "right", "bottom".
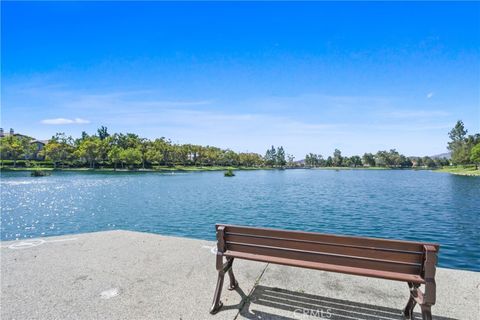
{"left": 1, "top": 170, "right": 479, "bottom": 271}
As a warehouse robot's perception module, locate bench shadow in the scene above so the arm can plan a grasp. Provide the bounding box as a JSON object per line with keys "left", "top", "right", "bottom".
{"left": 233, "top": 285, "right": 457, "bottom": 320}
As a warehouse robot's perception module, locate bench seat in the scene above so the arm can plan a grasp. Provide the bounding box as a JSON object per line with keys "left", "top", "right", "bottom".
{"left": 223, "top": 250, "right": 426, "bottom": 284}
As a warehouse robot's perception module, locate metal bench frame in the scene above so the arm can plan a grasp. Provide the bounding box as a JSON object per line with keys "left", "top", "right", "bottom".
{"left": 209, "top": 224, "right": 439, "bottom": 320}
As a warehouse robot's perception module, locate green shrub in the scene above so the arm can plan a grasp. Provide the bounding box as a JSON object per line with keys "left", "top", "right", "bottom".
{"left": 31, "top": 170, "right": 50, "bottom": 177}
{"left": 224, "top": 169, "right": 235, "bottom": 177}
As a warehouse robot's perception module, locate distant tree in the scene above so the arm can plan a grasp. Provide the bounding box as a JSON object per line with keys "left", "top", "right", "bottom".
{"left": 305, "top": 153, "right": 323, "bottom": 167}
{"left": 76, "top": 137, "right": 100, "bottom": 169}
{"left": 401, "top": 156, "right": 414, "bottom": 168}
{"left": 97, "top": 126, "right": 110, "bottom": 140}
{"left": 146, "top": 138, "right": 170, "bottom": 166}
{"left": 448, "top": 121, "right": 469, "bottom": 164}
{"left": 343, "top": 157, "right": 352, "bottom": 167}
{"left": 222, "top": 149, "right": 239, "bottom": 166}
{"left": 326, "top": 156, "right": 333, "bottom": 167}
{"left": 80, "top": 131, "right": 89, "bottom": 141}
{"left": 375, "top": 150, "right": 389, "bottom": 167}
{"left": 286, "top": 154, "right": 295, "bottom": 167}
{"left": 120, "top": 148, "right": 142, "bottom": 169}
{"left": 465, "top": 134, "right": 480, "bottom": 164}
{"left": 1, "top": 136, "right": 27, "bottom": 167}
{"left": 434, "top": 157, "right": 449, "bottom": 168}
{"left": 350, "top": 155, "right": 362, "bottom": 167}
{"left": 43, "top": 141, "right": 63, "bottom": 168}
{"left": 332, "top": 149, "right": 343, "bottom": 167}
{"left": 305, "top": 153, "right": 313, "bottom": 167}
{"left": 138, "top": 138, "right": 150, "bottom": 169}
{"left": 264, "top": 146, "right": 277, "bottom": 166}
{"left": 389, "top": 149, "right": 402, "bottom": 167}
{"left": 471, "top": 143, "right": 480, "bottom": 169}
{"left": 422, "top": 156, "right": 436, "bottom": 168}
{"left": 414, "top": 157, "right": 424, "bottom": 167}
{"left": 276, "top": 146, "right": 286, "bottom": 166}
{"left": 362, "top": 153, "right": 375, "bottom": 167}
{"left": 108, "top": 146, "right": 122, "bottom": 170}
{"left": 239, "top": 152, "right": 263, "bottom": 167}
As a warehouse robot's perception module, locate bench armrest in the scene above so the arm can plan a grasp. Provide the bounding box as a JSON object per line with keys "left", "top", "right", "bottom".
{"left": 422, "top": 245, "right": 438, "bottom": 305}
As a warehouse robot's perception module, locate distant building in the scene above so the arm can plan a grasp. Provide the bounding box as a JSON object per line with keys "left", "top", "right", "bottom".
{"left": 0, "top": 128, "right": 32, "bottom": 140}
{"left": 0, "top": 128, "right": 48, "bottom": 160}
{"left": 30, "top": 140, "right": 48, "bottom": 160}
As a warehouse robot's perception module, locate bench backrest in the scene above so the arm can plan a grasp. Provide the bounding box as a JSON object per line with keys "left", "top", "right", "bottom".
{"left": 216, "top": 224, "right": 439, "bottom": 280}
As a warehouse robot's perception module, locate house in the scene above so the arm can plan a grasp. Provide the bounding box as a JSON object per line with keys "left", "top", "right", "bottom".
{"left": 0, "top": 128, "right": 32, "bottom": 140}
{"left": 0, "top": 128, "right": 48, "bottom": 160}
{"left": 30, "top": 140, "right": 48, "bottom": 160}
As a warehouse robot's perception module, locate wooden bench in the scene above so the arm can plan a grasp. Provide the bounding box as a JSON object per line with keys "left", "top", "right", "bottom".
{"left": 209, "top": 224, "right": 439, "bottom": 320}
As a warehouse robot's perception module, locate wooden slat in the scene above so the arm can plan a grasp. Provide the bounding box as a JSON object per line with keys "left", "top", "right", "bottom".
{"left": 218, "top": 224, "right": 438, "bottom": 252}
{"left": 224, "top": 233, "right": 423, "bottom": 264}
{"left": 226, "top": 243, "right": 422, "bottom": 275}
{"left": 224, "top": 250, "right": 425, "bottom": 284}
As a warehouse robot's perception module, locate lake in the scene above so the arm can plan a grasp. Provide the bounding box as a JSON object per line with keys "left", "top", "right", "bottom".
{"left": 1, "top": 169, "right": 479, "bottom": 271}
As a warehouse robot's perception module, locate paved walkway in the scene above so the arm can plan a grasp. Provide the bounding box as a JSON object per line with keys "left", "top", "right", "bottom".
{"left": 1, "top": 231, "right": 478, "bottom": 319}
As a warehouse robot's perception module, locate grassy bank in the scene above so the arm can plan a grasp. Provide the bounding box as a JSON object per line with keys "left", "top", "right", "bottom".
{"left": 310, "top": 166, "right": 389, "bottom": 170}
{"left": 435, "top": 166, "right": 480, "bottom": 176}
{"left": 0, "top": 166, "right": 272, "bottom": 173}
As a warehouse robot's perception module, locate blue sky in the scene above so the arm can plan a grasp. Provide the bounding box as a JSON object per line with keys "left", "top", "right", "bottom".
{"left": 2, "top": 1, "right": 479, "bottom": 158}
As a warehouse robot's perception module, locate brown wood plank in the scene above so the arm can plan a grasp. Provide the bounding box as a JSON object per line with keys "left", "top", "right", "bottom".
{"left": 224, "top": 250, "right": 425, "bottom": 284}
{"left": 226, "top": 243, "right": 422, "bottom": 275}
{"left": 224, "top": 233, "right": 423, "bottom": 264}
{"left": 218, "top": 224, "right": 439, "bottom": 252}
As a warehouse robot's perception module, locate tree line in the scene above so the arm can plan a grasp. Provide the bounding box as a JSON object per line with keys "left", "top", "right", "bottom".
{"left": 1, "top": 121, "right": 478, "bottom": 170}
{"left": 304, "top": 149, "right": 449, "bottom": 168}
{"left": 304, "top": 121, "right": 479, "bottom": 169}
{"left": 447, "top": 120, "right": 480, "bottom": 168}
{"left": 0, "top": 127, "right": 291, "bottom": 169}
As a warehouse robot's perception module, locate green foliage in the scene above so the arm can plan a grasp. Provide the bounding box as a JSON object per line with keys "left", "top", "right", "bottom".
{"left": 0, "top": 135, "right": 31, "bottom": 166}
{"left": 362, "top": 153, "right": 375, "bottom": 166}
{"left": 8, "top": 122, "right": 477, "bottom": 172}
{"left": 332, "top": 149, "right": 343, "bottom": 166}
{"left": 470, "top": 143, "right": 480, "bottom": 168}
{"left": 447, "top": 120, "right": 479, "bottom": 165}
{"left": 264, "top": 146, "right": 276, "bottom": 166}
{"left": 349, "top": 155, "right": 362, "bottom": 167}
{"left": 263, "top": 146, "right": 287, "bottom": 166}
{"left": 107, "top": 146, "right": 122, "bottom": 170}
{"left": 305, "top": 153, "right": 324, "bottom": 167}
{"left": 97, "top": 126, "right": 109, "bottom": 140}
{"left": 276, "top": 146, "right": 286, "bottom": 166}
{"left": 120, "top": 148, "right": 142, "bottom": 169}
{"left": 224, "top": 169, "right": 235, "bottom": 177}
{"left": 76, "top": 137, "right": 100, "bottom": 168}
{"left": 31, "top": 170, "right": 50, "bottom": 177}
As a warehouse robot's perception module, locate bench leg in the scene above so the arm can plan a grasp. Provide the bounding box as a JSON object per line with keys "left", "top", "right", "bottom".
{"left": 403, "top": 282, "right": 417, "bottom": 319}
{"left": 210, "top": 270, "right": 225, "bottom": 314}
{"left": 227, "top": 258, "right": 238, "bottom": 290}
{"left": 420, "top": 304, "right": 432, "bottom": 320}
{"left": 403, "top": 296, "right": 416, "bottom": 319}
{"left": 210, "top": 257, "right": 236, "bottom": 314}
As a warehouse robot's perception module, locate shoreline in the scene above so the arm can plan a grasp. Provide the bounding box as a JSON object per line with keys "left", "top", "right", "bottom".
{"left": 434, "top": 166, "right": 480, "bottom": 176}
{"left": 0, "top": 166, "right": 274, "bottom": 173}
{"left": 2, "top": 165, "right": 479, "bottom": 176}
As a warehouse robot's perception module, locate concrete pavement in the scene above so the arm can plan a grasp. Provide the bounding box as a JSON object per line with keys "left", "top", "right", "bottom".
{"left": 1, "top": 231, "right": 478, "bottom": 320}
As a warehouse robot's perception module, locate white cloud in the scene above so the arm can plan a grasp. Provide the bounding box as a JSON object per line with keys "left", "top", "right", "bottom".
{"left": 427, "top": 92, "right": 434, "bottom": 99}
{"left": 41, "top": 118, "right": 90, "bottom": 125}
